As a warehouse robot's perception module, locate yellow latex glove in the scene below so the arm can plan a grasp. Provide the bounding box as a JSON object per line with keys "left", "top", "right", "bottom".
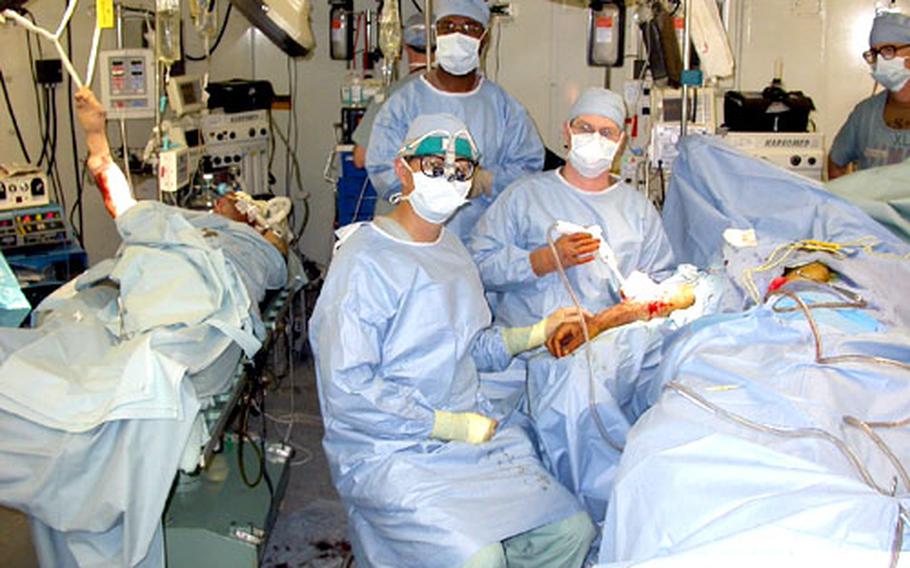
{"left": 500, "top": 307, "right": 592, "bottom": 355}
{"left": 431, "top": 410, "right": 498, "bottom": 444}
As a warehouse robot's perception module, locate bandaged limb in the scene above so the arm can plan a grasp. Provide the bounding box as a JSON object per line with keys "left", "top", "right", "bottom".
{"left": 501, "top": 307, "right": 592, "bottom": 355}
{"left": 431, "top": 410, "right": 498, "bottom": 444}
{"left": 90, "top": 161, "right": 138, "bottom": 218}
{"left": 75, "top": 87, "right": 136, "bottom": 218}
{"left": 547, "top": 285, "right": 696, "bottom": 358}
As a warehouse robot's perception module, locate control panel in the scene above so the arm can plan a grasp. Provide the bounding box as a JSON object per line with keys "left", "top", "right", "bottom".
{"left": 98, "top": 49, "right": 156, "bottom": 120}
{"left": 202, "top": 110, "right": 270, "bottom": 146}
{"left": 722, "top": 132, "right": 825, "bottom": 181}
{"left": 0, "top": 166, "right": 50, "bottom": 211}
{"left": 0, "top": 204, "right": 70, "bottom": 251}
{"left": 202, "top": 110, "right": 270, "bottom": 193}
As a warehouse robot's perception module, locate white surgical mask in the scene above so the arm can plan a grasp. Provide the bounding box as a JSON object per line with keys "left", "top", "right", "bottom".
{"left": 872, "top": 56, "right": 910, "bottom": 92}
{"left": 402, "top": 166, "right": 470, "bottom": 224}
{"left": 436, "top": 32, "right": 481, "bottom": 76}
{"left": 567, "top": 132, "right": 621, "bottom": 178}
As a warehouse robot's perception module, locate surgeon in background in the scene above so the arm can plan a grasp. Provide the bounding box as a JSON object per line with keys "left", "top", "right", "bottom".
{"left": 829, "top": 12, "right": 910, "bottom": 180}
{"left": 310, "top": 113, "right": 595, "bottom": 568}
{"left": 366, "top": 0, "right": 544, "bottom": 242}
{"left": 351, "top": 13, "right": 434, "bottom": 171}
{"left": 469, "top": 87, "right": 675, "bottom": 329}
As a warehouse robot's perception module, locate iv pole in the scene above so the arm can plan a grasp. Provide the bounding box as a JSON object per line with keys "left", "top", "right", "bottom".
{"left": 680, "top": 0, "right": 692, "bottom": 137}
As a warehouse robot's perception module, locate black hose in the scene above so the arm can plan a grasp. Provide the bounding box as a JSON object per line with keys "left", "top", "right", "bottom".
{"left": 37, "top": 88, "right": 51, "bottom": 167}
{"left": 65, "top": 20, "right": 84, "bottom": 245}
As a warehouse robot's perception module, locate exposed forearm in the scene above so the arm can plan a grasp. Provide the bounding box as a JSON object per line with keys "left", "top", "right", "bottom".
{"left": 85, "top": 130, "right": 112, "bottom": 166}
{"left": 590, "top": 302, "right": 650, "bottom": 335}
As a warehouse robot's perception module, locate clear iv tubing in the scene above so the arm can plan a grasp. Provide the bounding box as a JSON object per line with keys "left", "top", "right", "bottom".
{"left": 767, "top": 285, "right": 910, "bottom": 373}
{"left": 667, "top": 380, "right": 910, "bottom": 566}
{"left": 667, "top": 283, "right": 910, "bottom": 488}
{"left": 2, "top": 0, "right": 102, "bottom": 89}
{"left": 666, "top": 381, "right": 893, "bottom": 495}
{"left": 547, "top": 224, "right": 624, "bottom": 452}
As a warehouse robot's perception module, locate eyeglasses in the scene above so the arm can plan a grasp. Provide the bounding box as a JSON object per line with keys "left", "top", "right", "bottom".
{"left": 408, "top": 155, "right": 477, "bottom": 182}
{"left": 570, "top": 119, "right": 623, "bottom": 141}
{"left": 436, "top": 19, "right": 485, "bottom": 38}
{"left": 863, "top": 43, "right": 910, "bottom": 64}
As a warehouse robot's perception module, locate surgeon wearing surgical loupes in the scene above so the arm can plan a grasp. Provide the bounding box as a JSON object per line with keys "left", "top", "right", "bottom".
{"left": 310, "top": 113, "right": 595, "bottom": 568}
{"left": 469, "top": 87, "right": 675, "bottom": 329}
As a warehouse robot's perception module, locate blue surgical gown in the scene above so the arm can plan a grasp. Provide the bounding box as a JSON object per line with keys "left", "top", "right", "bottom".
{"left": 469, "top": 170, "right": 675, "bottom": 327}
{"left": 308, "top": 221, "right": 583, "bottom": 568}
{"left": 365, "top": 75, "right": 544, "bottom": 241}
{"left": 829, "top": 91, "right": 910, "bottom": 171}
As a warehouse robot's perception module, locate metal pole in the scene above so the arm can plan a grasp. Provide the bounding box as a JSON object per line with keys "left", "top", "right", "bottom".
{"left": 425, "top": 0, "right": 432, "bottom": 73}
{"left": 680, "top": 0, "right": 692, "bottom": 137}
{"left": 115, "top": 4, "right": 134, "bottom": 190}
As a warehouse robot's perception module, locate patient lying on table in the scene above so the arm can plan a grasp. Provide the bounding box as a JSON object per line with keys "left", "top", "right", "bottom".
{"left": 75, "top": 87, "right": 289, "bottom": 256}
{"left": 0, "top": 89, "right": 288, "bottom": 568}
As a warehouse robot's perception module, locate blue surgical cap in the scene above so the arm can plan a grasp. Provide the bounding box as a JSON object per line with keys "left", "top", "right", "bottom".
{"left": 400, "top": 113, "right": 478, "bottom": 160}
{"left": 404, "top": 13, "right": 433, "bottom": 49}
{"left": 870, "top": 12, "right": 910, "bottom": 46}
{"left": 434, "top": 0, "right": 490, "bottom": 28}
{"left": 568, "top": 87, "right": 627, "bottom": 128}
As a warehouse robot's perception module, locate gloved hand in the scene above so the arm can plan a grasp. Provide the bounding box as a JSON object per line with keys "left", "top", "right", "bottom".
{"left": 431, "top": 410, "right": 498, "bottom": 444}
{"left": 500, "top": 306, "right": 591, "bottom": 355}
{"left": 468, "top": 167, "right": 494, "bottom": 199}
{"left": 530, "top": 232, "right": 601, "bottom": 276}
{"left": 544, "top": 306, "right": 592, "bottom": 339}
{"left": 546, "top": 309, "right": 604, "bottom": 359}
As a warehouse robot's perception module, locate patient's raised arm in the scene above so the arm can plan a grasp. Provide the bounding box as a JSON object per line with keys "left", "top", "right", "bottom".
{"left": 74, "top": 87, "right": 136, "bottom": 218}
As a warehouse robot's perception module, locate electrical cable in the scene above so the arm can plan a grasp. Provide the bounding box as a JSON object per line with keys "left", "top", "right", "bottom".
{"left": 49, "top": 89, "right": 70, "bottom": 220}
{"left": 66, "top": 19, "right": 85, "bottom": 245}
{"left": 257, "top": 385, "right": 275, "bottom": 498}
{"left": 185, "top": 2, "right": 233, "bottom": 61}
{"left": 285, "top": 58, "right": 293, "bottom": 199}
{"left": 270, "top": 113, "right": 308, "bottom": 232}
{"left": 0, "top": 69, "right": 32, "bottom": 163}
{"left": 37, "top": 87, "right": 51, "bottom": 167}
{"left": 24, "top": 10, "right": 47, "bottom": 165}
{"left": 237, "top": 386, "right": 265, "bottom": 488}
{"left": 45, "top": 88, "right": 59, "bottom": 199}
{"left": 2, "top": 0, "right": 100, "bottom": 89}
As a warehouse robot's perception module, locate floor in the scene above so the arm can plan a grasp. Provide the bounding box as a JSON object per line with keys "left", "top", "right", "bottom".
{"left": 0, "top": 353, "right": 347, "bottom": 568}
{"left": 258, "top": 356, "right": 351, "bottom": 568}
